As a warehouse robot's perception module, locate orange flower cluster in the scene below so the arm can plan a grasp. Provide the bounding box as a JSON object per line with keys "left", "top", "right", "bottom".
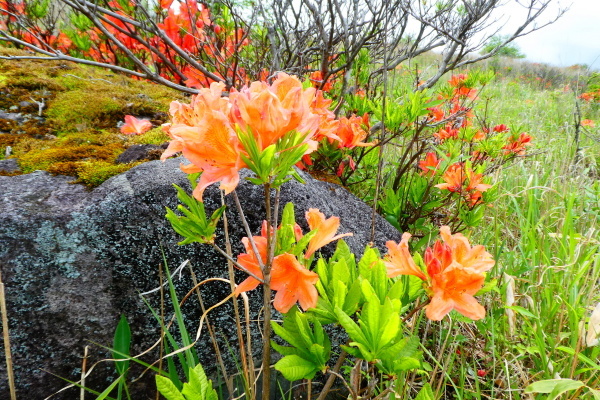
{"left": 234, "top": 208, "right": 351, "bottom": 313}
{"left": 385, "top": 226, "right": 494, "bottom": 321}
{"left": 580, "top": 90, "right": 600, "bottom": 102}
{"left": 502, "top": 133, "right": 532, "bottom": 156}
{"left": 1, "top": 0, "right": 251, "bottom": 87}
{"left": 418, "top": 152, "right": 441, "bottom": 177}
{"left": 161, "top": 73, "right": 370, "bottom": 200}
{"left": 448, "top": 74, "right": 478, "bottom": 100}
{"left": 435, "top": 163, "right": 491, "bottom": 206}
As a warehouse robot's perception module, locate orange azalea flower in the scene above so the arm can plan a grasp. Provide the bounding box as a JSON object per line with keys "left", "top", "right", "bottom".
{"left": 418, "top": 152, "right": 441, "bottom": 176}
{"left": 472, "top": 130, "right": 486, "bottom": 141}
{"left": 121, "top": 115, "right": 153, "bottom": 135}
{"left": 428, "top": 107, "right": 445, "bottom": 122}
{"left": 167, "top": 110, "right": 245, "bottom": 200}
{"left": 304, "top": 209, "right": 352, "bottom": 258}
{"left": 234, "top": 236, "right": 267, "bottom": 294}
{"left": 270, "top": 253, "right": 319, "bottom": 312}
{"left": 448, "top": 74, "right": 467, "bottom": 87}
{"left": 334, "top": 114, "right": 373, "bottom": 149}
{"left": 581, "top": 119, "right": 596, "bottom": 127}
{"left": 385, "top": 233, "right": 427, "bottom": 280}
{"left": 434, "top": 126, "right": 459, "bottom": 141}
{"left": 234, "top": 240, "right": 318, "bottom": 312}
{"left": 426, "top": 264, "right": 486, "bottom": 321}
{"left": 384, "top": 226, "right": 491, "bottom": 321}
{"left": 439, "top": 226, "right": 494, "bottom": 273}
{"left": 435, "top": 163, "right": 465, "bottom": 193}
{"left": 493, "top": 124, "right": 509, "bottom": 133}
{"left": 309, "top": 70, "right": 333, "bottom": 92}
{"left": 435, "top": 163, "right": 491, "bottom": 195}
{"left": 503, "top": 133, "right": 532, "bottom": 156}
{"left": 464, "top": 168, "right": 492, "bottom": 193}
{"left": 229, "top": 73, "right": 320, "bottom": 151}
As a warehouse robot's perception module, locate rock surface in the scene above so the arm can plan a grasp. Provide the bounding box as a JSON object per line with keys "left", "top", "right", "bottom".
{"left": 0, "top": 158, "right": 400, "bottom": 399}
{"left": 115, "top": 143, "right": 164, "bottom": 164}
{"left": 0, "top": 158, "right": 19, "bottom": 173}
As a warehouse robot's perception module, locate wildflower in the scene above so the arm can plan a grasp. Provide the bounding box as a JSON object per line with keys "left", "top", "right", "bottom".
{"left": 503, "top": 133, "right": 532, "bottom": 156}
{"left": 434, "top": 125, "right": 459, "bottom": 141}
{"left": 493, "top": 124, "right": 509, "bottom": 133}
{"left": 234, "top": 236, "right": 267, "bottom": 294}
{"left": 167, "top": 110, "right": 245, "bottom": 200}
{"left": 385, "top": 233, "right": 427, "bottom": 280}
{"left": 120, "top": 115, "right": 152, "bottom": 135}
{"left": 162, "top": 75, "right": 333, "bottom": 201}
{"left": 435, "top": 163, "right": 465, "bottom": 193}
{"left": 581, "top": 119, "right": 596, "bottom": 127}
{"left": 384, "top": 226, "right": 493, "bottom": 321}
{"left": 270, "top": 253, "right": 319, "bottom": 312}
{"left": 304, "top": 209, "right": 352, "bottom": 258}
{"left": 309, "top": 70, "right": 333, "bottom": 92}
{"left": 234, "top": 237, "right": 319, "bottom": 313}
{"left": 438, "top": 226, "right": 494, "bottom": 273}
{"left": 435, "top": 163, "right": 491, "bottom": 202}
{"left": 418, "top": 152, "right": 441, "bottom": 176}
{"left": 334, "top": 114, "right": 373, "bottom": 149}
{"left": 426, "top": 262, "right": 486, "bottom": 320}
{"left": 229, "top": 73, "right": 320, "bottom": 150}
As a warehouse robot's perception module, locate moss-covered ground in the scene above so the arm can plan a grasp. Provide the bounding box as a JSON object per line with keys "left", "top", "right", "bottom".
{"left": 0, "top": 46, "right": 183, "bottom": 186}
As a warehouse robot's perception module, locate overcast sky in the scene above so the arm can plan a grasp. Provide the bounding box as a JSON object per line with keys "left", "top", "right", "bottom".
{"left": 497, "top": 0, "right": 600, "bottom": 69}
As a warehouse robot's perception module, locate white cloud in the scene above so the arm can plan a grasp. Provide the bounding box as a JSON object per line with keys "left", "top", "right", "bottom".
{"left": 497, "top": 0, "right": 600, "bottom": 68}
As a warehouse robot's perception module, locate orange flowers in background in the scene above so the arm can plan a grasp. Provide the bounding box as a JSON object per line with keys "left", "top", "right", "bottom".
{"left": 418, "top": 152, "right": 441, "bottom": 176}
{"left": 120, "top": 115, "right": 153, "bottom": 135}
{"left": 385, "top": 226, "right": 494, "bottom": 321}
{"left": 435, "top": 163, "right": 491, "bottom": 206}
{"left": 502, "top": 133, "right": 532, "bottom": 156}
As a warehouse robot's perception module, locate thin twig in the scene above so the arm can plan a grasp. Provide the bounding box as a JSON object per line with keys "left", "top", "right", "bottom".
{"left": 0, "top": 270, "right": 17, "bottom": 400}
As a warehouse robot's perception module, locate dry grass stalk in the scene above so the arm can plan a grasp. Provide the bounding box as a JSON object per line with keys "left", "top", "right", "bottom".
{"left": 0, "top": 270, "right": 17, "bottom": 400}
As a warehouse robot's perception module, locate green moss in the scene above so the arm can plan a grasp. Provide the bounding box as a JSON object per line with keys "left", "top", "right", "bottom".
{"left": 15, "top": 132, "right": 125, "bottom": 174}
{"left": 130, "top": 127, "right": 170, "bottom": 145}
{"left": 76, "top": 161, "right": 141, "bottom": 187}
{"left": 0, "top": 47, "right": 183, "bottom": 186}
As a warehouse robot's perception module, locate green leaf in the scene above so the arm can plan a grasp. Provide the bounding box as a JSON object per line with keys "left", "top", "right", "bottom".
{"left": 112, "top": 315, "right": 131, "bottom": 376}
{"left": 505, "top": 305, "right": 538, "bottom": 319}
{"left": 274, "top": 355, "right": 319, "bottom": 381}
{"left": 95, "top": 378, "right": 121, "bottom": 400}
{"left": 524, "top": 379, "right": 584, "bottom": 399}
{"left": 589, "top": 388, "right": 600, "bottom": 400}
{"left": 414, "top": 383, "right": 436, "bottom": 400}
{"left": 335, "top": 307, "right": 368, "bottom": 345}
{"left": 156, "top": 375, "right": 187, "bottom": 400}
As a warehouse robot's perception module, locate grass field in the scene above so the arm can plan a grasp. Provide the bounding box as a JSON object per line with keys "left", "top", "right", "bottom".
{"left": 415, "top": 59, "right": 600, "bottom": 399}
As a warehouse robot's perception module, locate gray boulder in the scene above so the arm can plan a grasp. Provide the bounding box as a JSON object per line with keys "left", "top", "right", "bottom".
{"left": 0, "top": 158, "right": 400, "bottom": 399}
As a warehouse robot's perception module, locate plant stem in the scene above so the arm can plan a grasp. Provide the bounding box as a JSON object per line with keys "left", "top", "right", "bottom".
{"left": 220, "top": 191, "right": 251, "bottom": 398}
{"left": 0, "top": 270, "right": 17, "bottom": 400}
{"left": 261, "top": 183, "right": 274, "bottom": 400}
{"left": 315, "top": 350, "right": 347, "bottom": 400}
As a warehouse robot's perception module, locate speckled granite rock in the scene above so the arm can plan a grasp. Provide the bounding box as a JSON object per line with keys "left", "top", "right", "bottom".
{"left": 0, "top": 158, "right": 399, "bottom": 399}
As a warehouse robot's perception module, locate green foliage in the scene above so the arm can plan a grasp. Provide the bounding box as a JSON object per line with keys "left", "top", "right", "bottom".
{"left": 165, "top": 184, "right": 225, "bottom": 245}
{"left": 112, "top": 315, "right": 131, "bottom": 400}
{"left": 156, "top": 364, "right": 218, "bottom": 400}
{"left": 271, "top": 307, "right": 331, "bottom": 380}
{"left": 482, "top": 35, "right": 526, "bottom": 59}
{"left": 238, "top": 129, "right": 308, "bottom": 188}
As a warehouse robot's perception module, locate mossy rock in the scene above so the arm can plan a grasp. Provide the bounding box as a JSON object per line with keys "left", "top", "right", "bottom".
{"left": 0, "top": 45, "right": 185, "bottom": 186}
